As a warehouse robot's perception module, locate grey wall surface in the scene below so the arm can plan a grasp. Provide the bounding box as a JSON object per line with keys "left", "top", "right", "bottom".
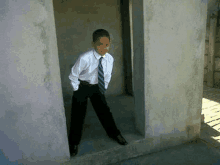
{"left": 214, "top": 18, "right": 220, "bottom": 87}
{"left": 204, "top": 9, "right": 220, "bottom": 88}
{"left": 53, "top": 0, "right": 124, "bottom": 101}
{"left": 207, "top": 0, "right": 220, "bottom": 17}
{"left": 0, "top": 0, "right": 69, "bottom": 164}
{"left": 131, "top": 0, "right": 207, "bottom": 151}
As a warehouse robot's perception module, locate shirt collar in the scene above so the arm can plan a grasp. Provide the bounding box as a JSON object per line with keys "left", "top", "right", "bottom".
{"left": 93, "top": 48, "right": 106, "bottom": 60}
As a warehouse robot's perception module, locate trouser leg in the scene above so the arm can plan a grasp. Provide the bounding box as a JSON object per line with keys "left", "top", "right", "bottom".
{"left": 68, "top": 83, "right": 88, "bottom": 146}
{"left": 89, "top": 85, "right": 121, "bottom": 138}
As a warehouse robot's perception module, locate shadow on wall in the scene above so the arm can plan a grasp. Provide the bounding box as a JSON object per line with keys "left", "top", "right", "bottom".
{"left": 0, "top": 130, "right": 22, "bottom": 165}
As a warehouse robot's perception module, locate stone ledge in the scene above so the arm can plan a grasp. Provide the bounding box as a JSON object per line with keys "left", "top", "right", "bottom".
{"left": 63, "top": 136, "right": 198, "bottom": 165}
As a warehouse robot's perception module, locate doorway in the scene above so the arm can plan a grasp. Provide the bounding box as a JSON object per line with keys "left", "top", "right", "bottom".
{"left": 52, "top": 0, "right": 144, "bottom": 158}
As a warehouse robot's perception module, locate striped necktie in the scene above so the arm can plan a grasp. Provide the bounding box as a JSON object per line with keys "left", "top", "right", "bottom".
{"left": 98, "top": 57, "right": 106, "bottom": 94}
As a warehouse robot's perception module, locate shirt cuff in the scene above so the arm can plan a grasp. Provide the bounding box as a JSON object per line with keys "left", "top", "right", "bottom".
{"left": 105, "top": 81, "right": 109, "bottom": 90}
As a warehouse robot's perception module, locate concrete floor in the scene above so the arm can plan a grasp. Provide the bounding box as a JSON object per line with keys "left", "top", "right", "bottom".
{"left": 63, "top": 84, "right": 220, "bottom": 164}
{"left": 108, "top": 138, "right": 220, "bottom": 165}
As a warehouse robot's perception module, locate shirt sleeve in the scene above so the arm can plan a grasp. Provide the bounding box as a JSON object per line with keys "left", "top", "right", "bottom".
{"left": 105, "top": 57, "right": 114, "bottom": 90}
{"left": 69, "top": 55, "right": 87, "bottom": 91}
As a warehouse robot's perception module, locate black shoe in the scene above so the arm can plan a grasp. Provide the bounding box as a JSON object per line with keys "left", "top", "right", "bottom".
{"left": 69, "top": 144, "right": 78, "bottom": 157}
{"left": 110, "top": 134, "right": 128, "bottom": 145}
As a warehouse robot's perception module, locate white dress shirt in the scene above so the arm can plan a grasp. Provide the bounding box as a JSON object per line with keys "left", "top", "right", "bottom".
{"left": 69, "top": 48, "right": 114, "bottom": 91}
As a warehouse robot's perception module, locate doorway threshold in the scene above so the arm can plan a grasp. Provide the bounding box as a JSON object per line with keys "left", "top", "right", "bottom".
{"left": 64, "top": 94, "right": 145, "bottom": 164}
{"left": 65, "top": 132, "right": 145, "bottom": 165}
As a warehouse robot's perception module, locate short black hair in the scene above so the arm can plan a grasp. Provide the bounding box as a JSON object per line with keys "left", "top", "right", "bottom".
{"left": 92, "top": 29, "right": 111, "bottom": 44}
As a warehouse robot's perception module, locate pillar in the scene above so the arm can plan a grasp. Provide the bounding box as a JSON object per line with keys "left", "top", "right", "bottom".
{"left": 207, "top": 11, "right": 218, "bottom": 87}
{"left": 0, "top": 0, "right": 69, "bottom": 164}
{"left": 131, "top": 0, "right": 208, "bottom": 152}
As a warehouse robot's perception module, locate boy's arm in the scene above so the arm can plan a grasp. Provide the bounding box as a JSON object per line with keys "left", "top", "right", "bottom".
{"left": 105, "top": 58, "right": 114, "bottom": 90}
{"left": 69, "top": 55, "right": 87, "bottom": 91}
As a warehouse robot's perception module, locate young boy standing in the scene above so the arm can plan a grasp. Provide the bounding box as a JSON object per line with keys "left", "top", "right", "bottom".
{"left": 68, "top": 29, "right": 128, "bottom": 157}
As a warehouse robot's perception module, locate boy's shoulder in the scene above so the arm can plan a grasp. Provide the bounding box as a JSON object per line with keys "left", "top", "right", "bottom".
{"left": 106, "top": 52, "right": 114, "bottom": 63}
{"left": 78, "top": 49, "right": 93, "bottom": 61}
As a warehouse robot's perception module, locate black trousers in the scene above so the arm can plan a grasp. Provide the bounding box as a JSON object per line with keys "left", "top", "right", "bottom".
{"left": 68, "top": 79, "right": 121, "bottom": 146}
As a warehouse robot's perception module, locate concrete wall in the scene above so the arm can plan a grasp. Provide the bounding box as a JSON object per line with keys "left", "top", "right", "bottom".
{"left": 131, "top": 0, "right": 207, "bottom": 151}
{"left": 215, "top": 16, "right": 220, "bottom": 87}
{"left": 53, "top": 0, "right": 125, "bottom": 101}
{"left": 207, "top": 0, "right": 220, "bottom": 16}
{"left": 203, "top": 0, "right": 220, "bottom": 88}
{"left": 204, "top": 22, "right": 210, "bottom": 85}
{"left": 204, "top": 10, "right": 220, "bottom": 88}
{"left": 0, "top": 0, "right": 69, "bottom": 164}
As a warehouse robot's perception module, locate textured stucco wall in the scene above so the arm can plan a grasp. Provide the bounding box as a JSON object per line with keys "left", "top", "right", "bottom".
{"left": 53, "top": 0, "right": 124, "bottom": 101}
{"left": 131, "top": 0, "right": 208, "bottom": 151}
{"left": 0, "top": 0, "right": 69, "bottom": 164}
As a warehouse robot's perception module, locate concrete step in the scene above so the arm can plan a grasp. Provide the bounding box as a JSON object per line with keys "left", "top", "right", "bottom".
{"left": 64, "top": 133, "right": 145, "bottom": 165}
{"left": 63, "top": 133, "right": 194, "bottom": 165}
{"left": 64, "top": 139, "right": 148, "bottom": 165}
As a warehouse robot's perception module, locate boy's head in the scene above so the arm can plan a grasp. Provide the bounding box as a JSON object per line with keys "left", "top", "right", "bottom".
{"left": 92, "top": 29, "right": 111, "bottom": 56}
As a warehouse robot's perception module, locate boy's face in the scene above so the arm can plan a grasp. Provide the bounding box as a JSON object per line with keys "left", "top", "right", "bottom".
{"left": 93, "top": 37, "right": 110, "bottom": 56}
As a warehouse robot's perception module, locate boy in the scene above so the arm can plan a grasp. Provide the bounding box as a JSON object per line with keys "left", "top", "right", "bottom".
{"left": 68, "top": 29, "right": 128, "bottom": 157}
